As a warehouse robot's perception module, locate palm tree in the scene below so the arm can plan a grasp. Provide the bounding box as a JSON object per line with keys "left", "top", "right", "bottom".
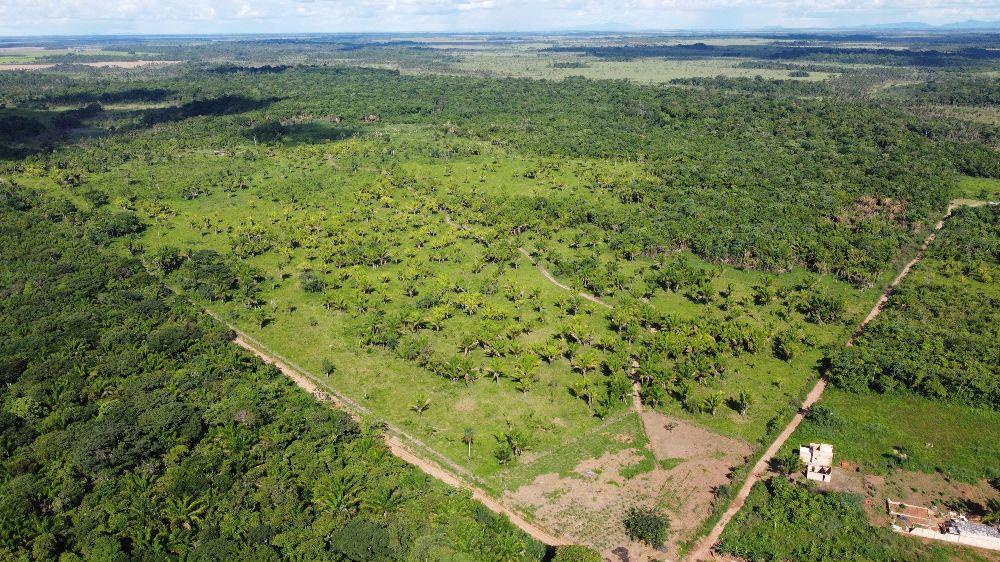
{"left": 570, "top": 376, "right": 596, "bottom": 408}
{"left": 485, "top": 357, "right": 506, "bottom": 385}
{"left": 459, "top": 333, "right": 479, "bottom": 356}
{"left": 512, "top": 354, "right": 539, "bottom": 392}
{"left": 316, "top": 472, "right": 363, "bottom": 516}
{"left": 365, "top": 486, "right": 405, "bottom": 519}
{"left": 573, "top": 348, "right": 601, "bottom": 377}
{"left": 163, "top": 496, "right": 206, "bottom": 532}
{"left": 462, "top": 428, "right": 475, "bottom": 459}
{"left": 736, "top": 390, "right": 754, "bottom": 416}
{"left": 410, "top": 395, "right": 431, "bottom": 418}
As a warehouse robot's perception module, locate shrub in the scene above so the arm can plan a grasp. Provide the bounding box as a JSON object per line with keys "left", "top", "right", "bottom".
{"left": 623, "top": 506, "right": 669, "bottom": 548}
{"left": 321, "top": 359, "right": 337, "bottom": 375}
{"left": 773, "top": 451, "right": 804, "bottom": 475}
{"left": 300, "top": 270, "right": 326, "bottom": 293}
{"left": 150, "top": 245, "right": 185, "bottom": 274}
{"left": 804, "top": 405, "right": 841, "bottom": 427}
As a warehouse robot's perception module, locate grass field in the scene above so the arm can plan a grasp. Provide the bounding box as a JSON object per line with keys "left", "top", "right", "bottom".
{"left": 785, "top": 389, "right": 999, "bottom": 482}
{"left": 446, "top": 52, "right": 836, "bottom": 83}
{"left": 957, "top": 175, "right": 1000, "bottom": 201}
{"left": 0, "top": 47, "right": 135, "bottom": 63}
{"left": 13, "top": 121, "right": 880, "bottom": 485}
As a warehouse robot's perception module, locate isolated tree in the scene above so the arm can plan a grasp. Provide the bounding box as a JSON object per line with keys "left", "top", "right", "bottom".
{"left": 410, "top": 395, "right": 431, "bottom": 418}
{"left": 573, "top": 348, "right": 601, "bottom": 377}
{"left": 570, "top": 376, "right": 596, "bottom": 408}
{"left": 700, "top": 392, "right": 724, "bottom": 415}
{"left": 736, "top": 390, "right": 754, "bottom": 416}
{"left": 485, "top": 357, "right": 506, "bottom": 385}
{"left": 623, "top": 506, "right": 669, "bottom": 548}
{"left": 462, "top": 428, "right": 475, "bottom": 459}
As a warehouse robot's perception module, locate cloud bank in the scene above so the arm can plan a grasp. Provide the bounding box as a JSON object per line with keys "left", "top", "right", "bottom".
{"left": 0, "top": 0, "right": 997, "bottom": 35}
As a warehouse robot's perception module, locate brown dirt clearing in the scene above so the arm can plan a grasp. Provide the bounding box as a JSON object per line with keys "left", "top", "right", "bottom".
{"left": 506, "top": 410, "right": 751, "bottom": 561}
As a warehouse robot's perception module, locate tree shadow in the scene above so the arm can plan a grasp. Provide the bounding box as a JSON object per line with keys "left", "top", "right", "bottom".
{"left": 246, "top": 121, "right": 361, "bottom": 146}
{"left": 139, "top": 95, "right": 280, "bottom": 127}
{"left": 0, "top": 95, "right": 281, "bottom": 160}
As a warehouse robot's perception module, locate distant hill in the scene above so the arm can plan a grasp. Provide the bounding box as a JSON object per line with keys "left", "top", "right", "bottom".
{"left": 855, "top": 19, "right": 1000, "bottom": 31}
{"left": 939, "top": 19, "right": 1000, "bottom": 30}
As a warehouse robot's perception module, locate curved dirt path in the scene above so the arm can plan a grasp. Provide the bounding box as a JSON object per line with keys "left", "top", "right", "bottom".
{"left": 213, "top": 316, "right": 566, "bottom": 546}
{"left": 443, "top": 210, "right": 612, "bottom": 309}
{"left": 516, "top": 247, "right": 613, "bottom": 309}
{"left": 685, "top": 200, "right": 994, "bottom": 561}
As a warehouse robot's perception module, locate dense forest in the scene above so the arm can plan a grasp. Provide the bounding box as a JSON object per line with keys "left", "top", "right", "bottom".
{"left": 0, "top": 186, "right": 545, "bottom": 561}
{"left": 827, "top": 205, "right": 1000, "bottom": 408}
{"left": 3, "top": 64, "right": 993, "bottom": 286}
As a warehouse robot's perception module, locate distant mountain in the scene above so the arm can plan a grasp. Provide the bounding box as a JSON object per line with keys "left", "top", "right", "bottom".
{"left": 938, "top": 19, "right": 1000, "bottom": 30}
{"left": 857, "top": 22, "right": 934, "bottom": 30}
{"left": 854, "top": 19, "right": 1000, "bottom": 31}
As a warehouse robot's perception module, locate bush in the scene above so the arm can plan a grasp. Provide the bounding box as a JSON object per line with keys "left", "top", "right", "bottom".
{"left": 85, "top": 210, "right": 145, "bottom": 243}
{"left": 150, "top": 245, "right": 185, "bottom": 274}
{"left": 718, "top": 477, "right": 938, "bottom": 561}
{"left": 773, "top": 451, "right": 804, "bottom": 475}
{"left": 623, "top": 506, "right": 669, "bottom": 548}
{"left": 300, "top": 270, "right": 326, "bottom": 293}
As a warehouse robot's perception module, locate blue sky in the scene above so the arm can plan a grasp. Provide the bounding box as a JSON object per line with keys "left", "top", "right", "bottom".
{"left": 0, "top": 0, "right": 997, "bottom": 36}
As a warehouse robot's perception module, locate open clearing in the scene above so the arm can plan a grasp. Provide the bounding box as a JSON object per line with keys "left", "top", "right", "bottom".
{"left": 506, "top": 410, "right": 750, "bottom": 559}
{"left": 0, "top": 60, "right": 182, "bottom": 71}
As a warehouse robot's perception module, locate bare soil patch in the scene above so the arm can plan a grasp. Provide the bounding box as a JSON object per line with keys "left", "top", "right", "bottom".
{"left": 506, "top": 411, "right": 751, "bottom": 561}
{"left": 825, "top": 467, "right": 998, "bottom": 529}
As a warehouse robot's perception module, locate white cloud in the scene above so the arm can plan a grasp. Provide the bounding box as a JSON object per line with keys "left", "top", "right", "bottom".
{"left": 0, "top": 0, "right": 996, "bottom": 35}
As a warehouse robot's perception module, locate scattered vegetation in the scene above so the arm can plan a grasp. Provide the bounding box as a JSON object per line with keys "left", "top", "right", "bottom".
{"left": 718, "top": 477, "right": 988, "bottom": 562}
{"left": 0, "top": 188, "right": 543, "bottom": 560}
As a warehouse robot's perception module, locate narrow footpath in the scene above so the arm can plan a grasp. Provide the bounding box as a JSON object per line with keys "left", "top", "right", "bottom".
{"left": 444, "top": 210, "right": 612, "bottom": 308}
{"left": 685, "top": 199, "right": 994, "bottom": 561}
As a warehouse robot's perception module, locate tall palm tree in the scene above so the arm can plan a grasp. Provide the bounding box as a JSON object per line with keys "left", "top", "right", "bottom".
{"left": 462, "top": 428, "right": 475, "bottom": 459}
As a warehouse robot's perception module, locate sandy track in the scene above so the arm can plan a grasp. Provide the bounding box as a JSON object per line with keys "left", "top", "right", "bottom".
{"left": 685, "top": 199, "right": 995, "bottom": 561}
{"left": 516, "top": 247, "right": 613, "bottom": 309}
{"left": 685, "top": 378, "right": 827, "bottom": 561}
{"left": 849, "top": 200, "right": 993, "bottom": 345}
{"left": 223, "top": 325, "right": 565, "bottom": 546}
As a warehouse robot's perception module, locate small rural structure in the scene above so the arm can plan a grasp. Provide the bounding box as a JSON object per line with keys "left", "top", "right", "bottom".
{"left": 887, "top": 499, "right": 937, "bottom": 531}
{"left": 943, "top": 517, "right": 1000, "bottom": 550}
{"left": 888, "top": 499, "right": 1000, "bottom": 551}
{"left": 798, "top": 443, "right": 833, "bottom": 482}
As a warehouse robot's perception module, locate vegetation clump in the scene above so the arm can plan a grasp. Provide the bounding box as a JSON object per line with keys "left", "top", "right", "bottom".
{"left": 623, "top": 506, "right": 669, "bottom": 548}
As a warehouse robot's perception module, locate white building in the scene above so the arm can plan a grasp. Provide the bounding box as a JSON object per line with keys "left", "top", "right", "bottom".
{"left": 799, "top": 443, "right": 833, "bottom": 482}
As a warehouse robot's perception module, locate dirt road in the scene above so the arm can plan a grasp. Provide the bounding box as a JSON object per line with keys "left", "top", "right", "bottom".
{"left": 226, "top": 329, "right": 566, "bottom": 547}
{"left": 685, "top": 378, "right": 827, "bottom": 561}
{"left": 685, "top": 200, "right": 994, "bottom": 561}
{"left": 516, "top": 247, "right": 613, "bottom": 309}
